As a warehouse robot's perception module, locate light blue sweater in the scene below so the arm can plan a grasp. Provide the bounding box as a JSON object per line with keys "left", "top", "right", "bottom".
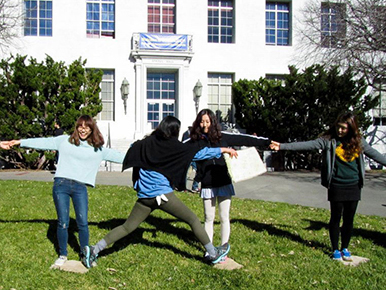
{"left": 21, "top": 135, "right": 125, "bottom": 187}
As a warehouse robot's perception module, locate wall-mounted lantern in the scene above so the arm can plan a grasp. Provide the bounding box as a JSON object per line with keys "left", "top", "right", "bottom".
{"left": 193, "top": 79, "right": 203, "bottom": 114}
{"left": 120, "top": 78, "right": 130, "bottom": 115}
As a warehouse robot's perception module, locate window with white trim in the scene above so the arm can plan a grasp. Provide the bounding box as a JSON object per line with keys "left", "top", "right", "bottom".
{"left": 147, "top": 72, "right": 176, "bottom": 129}
{"left": 24, "top": 0, "right": 52, "bottom": 36}
{"left": 86, "top": 0, "right": 115, "bottom": 38}
{"left": 208, "top": 73, "right": 233, "bottom": 122}
{"left": 148, "top": 0, "right": 175, "bottom": 33}
{"left": 373, "top": 80, "right": 386, "bottom": 126}
{"left": 266, "top": 74, "right": 286, "bottom": 85}
{"left": 266, "top": 2, "right": 290, "bottom": 46}
{"left": 96, "top": 70, "right": 115, "bottom": 121}
{"left": 208, "top": 0, "right": 234, "bottom": 43}
{"left": 321, "top": 2, "right": 346, "bottom": 48}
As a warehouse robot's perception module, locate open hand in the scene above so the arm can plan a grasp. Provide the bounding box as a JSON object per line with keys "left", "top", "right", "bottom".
{"left": 224, "top": 148, "right": 238, "bottom": 158}
{"left": 269, "top": 141, "right": 281, "bottom": 151}
{"left": 0, "top": 141, "right": 11, "bottom": 150}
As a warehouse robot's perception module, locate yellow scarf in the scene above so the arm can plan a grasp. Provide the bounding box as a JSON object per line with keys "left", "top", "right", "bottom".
{"left": 335, "top": 143, "right": 359, "bottom": 162}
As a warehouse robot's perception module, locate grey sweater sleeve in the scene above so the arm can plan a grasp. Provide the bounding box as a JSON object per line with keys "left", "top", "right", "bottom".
{"left": 362, "top": 139, "right": 386, "bottom": 167}
{"left": 280, "top": 137, "right": 327, "bottom": 151}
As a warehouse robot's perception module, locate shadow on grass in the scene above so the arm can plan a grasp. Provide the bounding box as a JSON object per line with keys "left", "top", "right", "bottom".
{"left": 0, "top": 216, "right": 207, "bottom": 263}
{"left": 0, "top": 218, "right": 79, "bottom": 256}
{"left": 92, "top": 215, "right": 206, "bottom": 262}
{"left": 234, "top": 218, "right": 386, "bottom": 256}
{"left": 233, "top": 218, "right": 330, "bottom": 254}
{"left": 304, "top": 219, "right": 386, "bottom": 248}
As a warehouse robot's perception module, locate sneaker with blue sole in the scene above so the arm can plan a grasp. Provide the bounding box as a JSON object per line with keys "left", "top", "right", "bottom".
{"left": 81, "top": 245, "right": 98, "bottom": 268}
{"left": 209, "top": 243, "right": 230, "bottom": 264}
{"left": 341, "top": 248, "right": 353, "bottom": 262}
{"left": 332, "top": 249, "right": 342, "bottom": 261}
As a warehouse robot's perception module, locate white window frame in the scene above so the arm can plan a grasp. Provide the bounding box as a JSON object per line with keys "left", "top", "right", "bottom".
{"left": 265, "top": 1, "right": 290, "bottom": 46}
{"left": 320, "top": 2, "right": 346, "bottom": 48}
{"left": 372, "top": 80, "right": 386, "bottom": 126}
{"left": 24, "top": 0, "right": 53, "bottom": 37}
{"left": 146, "top": 72, "right": 177, "bottom": 129}
{"left": 208, "top": 0, "right": 234, "bottom": 43}
{"left": 96, "top": 70, "right": 115, "bottom": 121}
{"left": 207, "top": 73, "right": 233, "bottom": 123}
{"left": 86, "top": 0, "right": 115, "bottom": 38}
{"left": 147, "top": 0, "right": 176, "bottom": 34}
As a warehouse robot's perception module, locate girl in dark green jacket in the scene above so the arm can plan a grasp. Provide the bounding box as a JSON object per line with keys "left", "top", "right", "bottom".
{"left": 270, "top": 112, "right": 386, "bottom": 262}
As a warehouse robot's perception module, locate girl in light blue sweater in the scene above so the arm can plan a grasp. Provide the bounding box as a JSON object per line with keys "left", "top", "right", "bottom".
{"left": 9, "top": 115, "right": 125, "bottom": 267}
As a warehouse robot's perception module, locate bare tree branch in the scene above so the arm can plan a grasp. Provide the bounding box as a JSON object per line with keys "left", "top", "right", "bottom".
{"left": 294, "top": 0, "right": 386, "bottom": 88}
{"left": 0, "top": 0, "right": 23, "bottom": 53}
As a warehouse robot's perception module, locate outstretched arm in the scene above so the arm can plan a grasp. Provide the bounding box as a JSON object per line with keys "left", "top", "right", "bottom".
{"left": 193, "top": 147, "right": 238, "bottom": 161}
{"left": 222, "top": 131, "right": 271, "bottom": 148}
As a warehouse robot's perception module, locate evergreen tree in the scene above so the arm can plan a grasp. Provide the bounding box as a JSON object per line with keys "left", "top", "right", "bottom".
{"left": 0, "top": 54, "right": 103, "bottom": 169}
{"left": 233, "top": 64, "right": 378, "bottom": 170}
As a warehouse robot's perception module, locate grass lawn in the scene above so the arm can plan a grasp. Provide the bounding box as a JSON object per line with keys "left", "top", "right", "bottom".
{"left": 0, "top": 179, "right": 385, "bottom": 290}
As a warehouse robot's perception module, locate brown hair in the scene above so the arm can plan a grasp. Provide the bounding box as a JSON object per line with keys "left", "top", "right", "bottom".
{"left": 190, "top": 109, "right": 222, "bottom": 143}
{"left": 69, "top": 115, "right": 104, "bottom": 149}
{"left": 323, "top": 111, "right": 362, "bottom": 155}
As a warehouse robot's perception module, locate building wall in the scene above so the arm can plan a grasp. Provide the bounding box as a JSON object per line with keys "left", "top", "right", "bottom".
{"left": 3, "top": 0, "right": 304, "bottom": 145}
{"left": 3, "top": 0, "right": 384, "bottom": 170}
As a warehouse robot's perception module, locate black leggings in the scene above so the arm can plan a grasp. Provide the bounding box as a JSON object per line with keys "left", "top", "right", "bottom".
{"left": 104, "top": 192, "right": 211, "bottom": 247}
{"left": 329, "top": 200, "right": 358, "bottom": 251}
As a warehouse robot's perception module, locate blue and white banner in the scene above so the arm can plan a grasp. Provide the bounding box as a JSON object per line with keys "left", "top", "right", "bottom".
{"left": 139, "top": 33, "right": 188, "bottom": 51}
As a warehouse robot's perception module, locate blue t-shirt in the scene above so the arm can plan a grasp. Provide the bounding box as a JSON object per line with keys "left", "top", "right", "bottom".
{"left": 135, "top": 147, "right": 222, "bottom": 198}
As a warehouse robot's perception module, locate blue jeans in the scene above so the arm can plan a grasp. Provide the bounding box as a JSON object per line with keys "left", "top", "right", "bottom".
{"left": 52, "top": 178, "right": 89, "bottom": 256}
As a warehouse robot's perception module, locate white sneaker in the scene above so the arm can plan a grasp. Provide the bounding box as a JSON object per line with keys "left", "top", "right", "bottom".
{"left": 54, "top": 255, "right": 67, "bottom": 266}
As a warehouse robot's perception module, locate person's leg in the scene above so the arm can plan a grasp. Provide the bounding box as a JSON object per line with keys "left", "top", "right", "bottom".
{"left": 52, "top": 178, "right": 72, "bottom": 257}
{"left": 329, "top": 201, "right": 343, "bottom": 251}
{"left": 97, "top": 199, "right": 152, "bottom": 251}
{"left": 84, "top": 200, "right": 153, "bottom": 268}
{"left": 341, "top": 200, "right": 359, "bottom": 249}
{"left": 161, "top": 193, "right": 211, "bottom": 246}
{"left": 203, "top": 198, "right": 216, "bottom": 242}
{"left": 217, "top": 196, "right": 231, "bottom": 245}
{"left": 160, "top": 193, "right": 227, "bottom": 261}
{"left": 71, "top": 181, "right": 89, "bottom": 249}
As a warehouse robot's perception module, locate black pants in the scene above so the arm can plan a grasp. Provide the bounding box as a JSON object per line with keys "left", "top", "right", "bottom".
{"left": 329, "top": 200, "right": 358, "bottom": 251}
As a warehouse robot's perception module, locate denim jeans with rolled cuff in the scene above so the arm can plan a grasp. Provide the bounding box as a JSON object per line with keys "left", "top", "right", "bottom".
{"left": 52, "top": 178, "right": 89, "bottom": 256}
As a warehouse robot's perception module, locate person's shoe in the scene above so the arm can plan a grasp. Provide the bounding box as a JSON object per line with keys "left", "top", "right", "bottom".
{"left": 332, "top": 250, "right": 342, "bottom": 261}
{"left": 81, "top": 245, "right": 98, "bottom": 268}
{"left": 208, "top": 243, "right": 230, "bottom": 264}
{"left": 54, "top": 255, "right": 67, "bottom": 266}
{"left": 341, "top": 248, "right": 353, "bottom": 262}
{"left": 218, "top": 243, "right": 230, "bottom": 261}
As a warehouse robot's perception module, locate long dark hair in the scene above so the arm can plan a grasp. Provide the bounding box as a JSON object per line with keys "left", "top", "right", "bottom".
{"left": 190, "top": 109, "right": 222, "bottom": 143}
{"left": 69, "top": 115, "right": 104, "bottom": 148}
{"left": 151, "top": 115, "right": 181, "bottom": 139}
{"left": 323, "top": 111, "right": 362, "bottom": 154}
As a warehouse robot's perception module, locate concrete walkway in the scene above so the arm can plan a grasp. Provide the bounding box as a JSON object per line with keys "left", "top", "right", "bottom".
{"left": 0, "top": 169, "right": 385, "bottom": 217}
